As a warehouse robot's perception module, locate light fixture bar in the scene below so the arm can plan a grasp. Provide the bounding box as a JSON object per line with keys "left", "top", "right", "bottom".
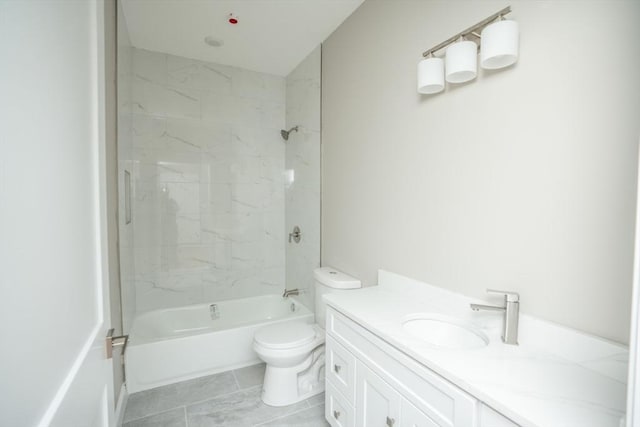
{"left": 422, "top": 6, "right": 512, "bottom": 57}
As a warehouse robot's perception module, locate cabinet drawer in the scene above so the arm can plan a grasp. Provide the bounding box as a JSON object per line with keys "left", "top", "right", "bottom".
{"left": 326, "top": 381, "right": 354, "bottom": 427}
{"left": 326, "top": 336, "right": 356, "bottom": 404}
{"left": 327, "top": 306, "right": 360, "bottom": 349}
{"left": 327, "top": 307, "right": 477, "bottom": 427}
{"left": 479, "top": 404, "right": 519, "bottom": 427}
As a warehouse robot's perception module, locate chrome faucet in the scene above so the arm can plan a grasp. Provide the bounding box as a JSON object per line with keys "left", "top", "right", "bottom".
{"left": 282, "top": 288, "right": 300, "bottom": 298}
{"left": 470, "top": 289, "right": 520, "bottom": 345}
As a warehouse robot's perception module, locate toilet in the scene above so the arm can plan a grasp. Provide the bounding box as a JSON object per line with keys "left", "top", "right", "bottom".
{"left": 253, "top": 267, "right": 361, "bottom": 406}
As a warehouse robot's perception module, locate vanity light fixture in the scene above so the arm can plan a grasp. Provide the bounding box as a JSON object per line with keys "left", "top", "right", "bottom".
{"left": 417, "top": 53, "right": 444, "bottom": 94}
{"left": 481, "top": 19, "right": 519, "bottom": 69}
{"left": 445, "top": 37, "right": 477, "bottom": 83}
{"left": 418, "top": 6, "right": 518, "bottom": 95}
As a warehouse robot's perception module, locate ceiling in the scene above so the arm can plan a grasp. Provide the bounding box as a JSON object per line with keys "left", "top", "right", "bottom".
{"left": 120, "top": 0, "right": 364, "bottom": 77}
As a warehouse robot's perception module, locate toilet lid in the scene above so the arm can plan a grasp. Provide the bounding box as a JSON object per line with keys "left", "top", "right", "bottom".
{"left": 254, "top": 323, "right": 317, "bottom": 349}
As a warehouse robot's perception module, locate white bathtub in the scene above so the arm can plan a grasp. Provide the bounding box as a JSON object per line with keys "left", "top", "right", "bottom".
{"left": 125, "top": 294, "right": 314, "bottom": 393}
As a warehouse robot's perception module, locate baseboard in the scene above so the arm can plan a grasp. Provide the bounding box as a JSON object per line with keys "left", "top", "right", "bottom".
{"left": 114, "top": 383, "right": 128, "bottom": 427}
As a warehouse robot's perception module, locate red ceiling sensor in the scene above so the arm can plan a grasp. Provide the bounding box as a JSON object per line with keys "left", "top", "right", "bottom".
{"left": 228, "top": 13, "right": 238, "bottom": 25}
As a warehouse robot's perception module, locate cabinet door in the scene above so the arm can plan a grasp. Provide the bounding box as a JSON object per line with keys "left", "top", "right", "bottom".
{"left": 356, "top": 362, "right": 401, "bottom": 427}
{"left": 401, "top": 399, "right": 439, "bottom": 427}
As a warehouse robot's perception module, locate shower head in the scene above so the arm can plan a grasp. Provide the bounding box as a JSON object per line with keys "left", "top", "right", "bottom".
{"left": 280, "top": 126, "right": 299, "bottom": 141}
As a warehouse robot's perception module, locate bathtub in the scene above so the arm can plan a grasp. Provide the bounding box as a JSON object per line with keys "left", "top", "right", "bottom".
{"left": 125, "top": 294, "right": 314, "bottom": 393}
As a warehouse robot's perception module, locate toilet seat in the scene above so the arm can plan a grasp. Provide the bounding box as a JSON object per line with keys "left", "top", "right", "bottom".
{"left": 254, "top": 323, "right": 317, "bottom": 350}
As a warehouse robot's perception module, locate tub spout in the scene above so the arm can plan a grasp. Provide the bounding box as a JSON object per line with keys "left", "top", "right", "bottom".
{"left": 282, "top": 288, "right": 300, "bottom": 298}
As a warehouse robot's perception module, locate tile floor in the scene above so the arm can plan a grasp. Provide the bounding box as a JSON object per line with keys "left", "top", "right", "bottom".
{"left": 123, "top": 363, "right": 330, "bottom": 427}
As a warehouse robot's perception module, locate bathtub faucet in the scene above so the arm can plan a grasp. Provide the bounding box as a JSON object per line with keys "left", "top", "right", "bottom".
{"left": 282, "top": 288, "right": 299, "bottom": 298}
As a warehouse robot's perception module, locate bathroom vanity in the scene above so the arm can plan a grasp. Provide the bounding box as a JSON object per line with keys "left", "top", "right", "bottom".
{"left": 324, "top": 271, "right": 628, "bottom": 427}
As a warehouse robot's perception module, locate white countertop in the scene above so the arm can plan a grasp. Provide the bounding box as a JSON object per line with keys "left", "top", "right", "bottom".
{"left": 323, "top": 270, "right": 628, "bottom": 427}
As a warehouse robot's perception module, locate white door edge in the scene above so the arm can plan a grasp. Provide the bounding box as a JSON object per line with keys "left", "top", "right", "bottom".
{"left": 38, "top": 0, "right": 115, "bottom": 424}
{"left": 627, "top": 138, "right": 640, "bottom": 427}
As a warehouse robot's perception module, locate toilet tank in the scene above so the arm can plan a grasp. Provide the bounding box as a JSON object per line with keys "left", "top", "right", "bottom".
{"left": 314, "top": 267, "right": 361, "bottom": 329}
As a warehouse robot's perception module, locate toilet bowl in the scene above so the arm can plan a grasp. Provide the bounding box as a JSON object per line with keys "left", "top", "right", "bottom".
{"left": 253, "top": 322, "right": 325, "bottom": 406}
{"left": 253, "top": 267, "right": 361, "bottom": 407}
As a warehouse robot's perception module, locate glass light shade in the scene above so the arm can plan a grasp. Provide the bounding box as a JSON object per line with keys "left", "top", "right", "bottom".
{"left": 481, "top": 20, "right": 519, "bottom": 69}
{"left": 445, "top": 40, "right": 477, "bottom": 83}
{"left": 417, "top": 57, "right": 444, "bottom": 94}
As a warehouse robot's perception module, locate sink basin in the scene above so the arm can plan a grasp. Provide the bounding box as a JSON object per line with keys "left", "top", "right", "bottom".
{"left": 402, "top": 313, "right": 489, "bottom": 350}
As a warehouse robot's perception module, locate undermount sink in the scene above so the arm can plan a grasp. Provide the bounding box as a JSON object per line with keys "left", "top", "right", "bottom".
{"left": 402, "top": 313, "right": 489, "bottom": 350}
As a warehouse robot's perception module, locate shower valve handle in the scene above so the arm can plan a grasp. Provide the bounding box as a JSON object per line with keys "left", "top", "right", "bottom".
{"left": 289, "top": 226, "right": 301, "bottom": 243}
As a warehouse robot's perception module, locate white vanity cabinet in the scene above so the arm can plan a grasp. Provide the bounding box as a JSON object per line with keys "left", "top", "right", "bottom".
{"left": 401, "top": 399, "right": 440, "bottom": 427}
{"left": 478, "top": 404, "right": 519, "bottom": 427}
{"left": 325, "top": 306, "right": 519, "bottom": 427}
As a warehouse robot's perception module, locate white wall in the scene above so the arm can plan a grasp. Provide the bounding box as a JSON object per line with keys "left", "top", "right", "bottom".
{"left": 285, "top": 46, "right": 322, "bottom": 310}
{"left": 130, "top": 48, "right": 286, "bottom": 312}
{"left": 322, "top": 0, "right": 640, "bottom": 343}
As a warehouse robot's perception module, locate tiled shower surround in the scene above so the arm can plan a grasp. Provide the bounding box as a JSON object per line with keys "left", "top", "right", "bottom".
{"left": 130, "top": 48, "right": 287, "bottom": 312}
{"left": 122, "top": 45, "right": 321, "bottom": 316}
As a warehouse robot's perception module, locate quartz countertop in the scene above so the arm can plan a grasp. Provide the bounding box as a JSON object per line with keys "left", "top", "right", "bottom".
{"left": 323, "top": 270, "right": 628, "bottom": 427}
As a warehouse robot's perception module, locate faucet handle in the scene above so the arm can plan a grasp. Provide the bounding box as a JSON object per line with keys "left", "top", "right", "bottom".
{"left": 487, "top": 289, "right": 520, "bottom": 303}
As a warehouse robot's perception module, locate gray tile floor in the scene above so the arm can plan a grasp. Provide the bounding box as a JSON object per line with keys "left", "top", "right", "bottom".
{"left": 123, "top": 363, "right": 330, "bottom": 427}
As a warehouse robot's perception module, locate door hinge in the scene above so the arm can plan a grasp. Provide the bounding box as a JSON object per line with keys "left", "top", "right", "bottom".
{"left": 106, "top": 328, "right": 129, "bottom": 359}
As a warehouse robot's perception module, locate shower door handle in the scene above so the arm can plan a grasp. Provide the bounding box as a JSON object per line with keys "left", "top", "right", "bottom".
{"left": 105, "top": 328, "right": 129, "bottom": 359}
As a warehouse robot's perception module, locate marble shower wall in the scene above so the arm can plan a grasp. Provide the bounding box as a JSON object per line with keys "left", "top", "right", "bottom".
{"left": 117, "top": 3, "right": 135, "bottom": 331}
{"left": 285, "top": 46, "right": 322, "bottom": 311}
{"left": 130, "top": 48, "right": 286, "bottom": 312}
